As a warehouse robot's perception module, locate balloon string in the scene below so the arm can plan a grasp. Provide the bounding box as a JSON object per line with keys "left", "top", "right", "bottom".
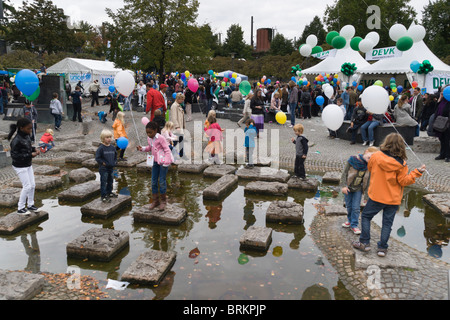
{"left": 129, "top": 102, "right": 142, "bottom": 146}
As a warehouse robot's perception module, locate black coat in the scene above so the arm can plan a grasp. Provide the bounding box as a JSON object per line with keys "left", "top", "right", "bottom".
{"left": 10, "top": 130, "right": 35, "bottom": 168}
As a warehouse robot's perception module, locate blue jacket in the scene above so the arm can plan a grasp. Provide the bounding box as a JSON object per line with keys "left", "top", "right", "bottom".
{"left": 244, "top": 125, "right": 257, "bottom": 148}
{"left": 341, "top": 91, "right": 350, "bottom": 105}
{"left": 95, "top": 144, "right": 117, "bottom": 169}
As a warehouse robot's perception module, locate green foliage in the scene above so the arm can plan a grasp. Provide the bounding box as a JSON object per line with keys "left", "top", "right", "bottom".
{"left": 296, "top": 16, "right": 327, "bottom": 48}
{"left": 269, "top": 33, "right": 294, "bottom": 56}
{"left": 222, "top": 24, "right": 252, "bottom": 59}
{"left": 422, "top": 0, "right": 450, "bottom": 59}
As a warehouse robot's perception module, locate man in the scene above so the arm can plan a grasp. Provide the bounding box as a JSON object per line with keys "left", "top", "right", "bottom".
{"left": 341, "top": 87, "right": 351, "bottom": 120}
{"left": 348, "top": 86, "right": 358, "bottom": 121}
{"left": 89, "top": 80, "right": 100, "bottom": 107}
{"left": 411, "top": 87, "right": 423, "bottom": 137}
{"left": 230, "top": 87, "right": 243, "bottom": 107}
{"left": 146, "top": 83, "right": 166, "bottom": 121}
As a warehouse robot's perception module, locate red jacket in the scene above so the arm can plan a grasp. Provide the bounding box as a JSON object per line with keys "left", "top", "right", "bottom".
{"left": 40, "top": 133, "right": 54, "bottom": 144}
{"left": 146, "top": 88, "right": 166, "bottom": 121}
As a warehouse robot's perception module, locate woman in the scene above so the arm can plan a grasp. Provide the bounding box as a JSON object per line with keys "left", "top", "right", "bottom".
{"left": 300, "top": 86, "right": 312, "bottom": 119}
{"left": 360, "top": 112, "right": 383, "bottom": 147}
{"left": 288, "top": 81, "right": 298, "bottom": 127}
{"left": 433, "top": 87, "right": 450, "bottom": 162}
{"left": 269, "top": 91, "right": 281, "bottom": 113}
{"left": 280, "top": 85, "right": 289, "bottom": 113}
{"left": 250, "top": 89, "right": 265, "bottom": 136}
{"left": 393, "top": 94, "right": 418, "bottom": 127}
{"left": 419, "top": 93, "right": 437, "bottom": 131}
{"left": 170, "top": 93, "right": 186, "bottom": 158}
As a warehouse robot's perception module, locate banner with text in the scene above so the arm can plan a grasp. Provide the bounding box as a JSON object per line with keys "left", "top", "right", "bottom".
{"left": 365, "top": 46, "right": 403, "bottom": 61}
{"left": 424, "top": 72, "right": 450, "bottom": 93}
{"left": 312, "top": 49, "right": 337, "bottom": 60}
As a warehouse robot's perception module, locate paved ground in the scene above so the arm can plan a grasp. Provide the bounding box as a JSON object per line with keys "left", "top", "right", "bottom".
{"left": 1, "top": 101, "right": 449, "bottom": 300}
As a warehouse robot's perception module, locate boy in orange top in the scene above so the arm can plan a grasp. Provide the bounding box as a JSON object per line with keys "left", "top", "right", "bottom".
{"left": 353, "top": 133, "right": 426, "bottom": 257}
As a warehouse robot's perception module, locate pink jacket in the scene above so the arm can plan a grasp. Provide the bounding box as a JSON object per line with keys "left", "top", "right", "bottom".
{"left": 140, "top": 133, "right": 174, "bottom": 166}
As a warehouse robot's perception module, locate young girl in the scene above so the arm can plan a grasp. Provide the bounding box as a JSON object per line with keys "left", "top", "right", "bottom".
{"left": 137, "top": 121, "right": 174, "bottom": 210}
{"left": 237, "top": 92, "right": 253, "bottom": 127}
{"left": 204, "top": 113, "right": 223, "bottom": 164}
{"left": 340, "top": 146, "right": 378, "bottom": 235}
{"left": 291, "top": 124, "right": 308, "bottom": 180}
{"left": 8, "top": 117, "right": 40, "bottom": 214}
{"left": 112, "top": 111, "right": 128, "bottom": 161}
{"left": 353, "top": 133, "right": 426, "bottom": 257}
{"left": 161, "top": 121, "right": 179, "bottom": 151}
{"left": 38, "top": 128, "right": 55, "bottom": 153}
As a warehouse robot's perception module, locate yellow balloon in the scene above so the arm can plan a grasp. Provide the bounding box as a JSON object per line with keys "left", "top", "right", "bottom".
{"left": 389, "top": 95, "right": 394, "bottom": 101}
{"left": 257, "top": 82, "right": 260, "bottom": 86}
{"left": 185, "top": 70, "right": 190, "bottom": 77}
{"left": 334, "top": 74, "right": 339, "bottom": 78}
{"left": 392, "top": 87, "right": 397, "bottom": 92}
{"left": 232, "top": 73, "right": 237, "bottom": 78}
{"left": 275, "top": 112, "right": 287, "bottom": 125}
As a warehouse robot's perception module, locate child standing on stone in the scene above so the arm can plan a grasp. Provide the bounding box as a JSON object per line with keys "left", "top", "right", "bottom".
{"left": 340, "top": 146, "right": 378, "bottom": 235}
{"left": 95, "top": 129, "right": 118, "bottom": 203}
{"left": 244, "top": 119, "right": 257, "bottom": 168}
{"left": 112, "top": 111, "right": 128, "bottom": 161}
{"left": 204, "top": 114, "right": 223, "bottom": 164}
{"left": 291, "top": 124, "right": 308, "bottom": 180}
{"left": 8, "top": 117, "right": 40, "bottom": 215}
{"left": 49, "top": 92, "right": 64, "bottom": 131}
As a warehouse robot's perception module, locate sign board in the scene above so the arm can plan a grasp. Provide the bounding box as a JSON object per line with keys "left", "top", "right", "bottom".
{"left": 311, "top": 49, "right": 337, "bottom": 60}
{"left": 365, "top": 46, "right": 403, "bottom": 61}
{"left": 424, "top": 72, "right": 450, "bottom": 93}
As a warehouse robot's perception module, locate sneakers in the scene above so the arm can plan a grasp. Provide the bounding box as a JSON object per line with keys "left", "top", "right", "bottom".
{"left": 352, "top": 241, "right": 371, "bottom": 252}
{"left": 362, "top": 141, "right": 368, "bottom": 146}
{"left": 377, "top": 248, "right": 388, "bottom": 257}
{"left": 369, "top": 141, "right": 374, "bottom": 147}
{"left": 351, "top": 227, "right": 361, "bottom": 235}
{"left": 102, "top": 196, "right": 111, "bottom": 203}
{"left": 17, "top": 208, "right": 30, "bottom": 215}
{"left": 342, "top": 222, "right": 351, "bottom": 228}
{"left": 27, "top": 205, "right": 39, "bottom": 211}
{"left": 109, "top": 193, "right": 118, "bottom": 198}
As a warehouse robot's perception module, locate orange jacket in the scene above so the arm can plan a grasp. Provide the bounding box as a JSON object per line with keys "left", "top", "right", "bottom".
{"left": 367, "top": 151, "right": 422, "bottom": 205}
{"left": 112, "top": 119, "right": 128, "bottom": 139}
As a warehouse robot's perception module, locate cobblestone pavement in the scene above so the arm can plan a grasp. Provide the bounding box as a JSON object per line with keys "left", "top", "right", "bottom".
{"left": 1, "top": 102, "right": 449, "bottom": 300}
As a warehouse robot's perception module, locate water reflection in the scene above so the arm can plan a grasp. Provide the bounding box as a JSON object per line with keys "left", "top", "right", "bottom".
{"left": 21, "top": 231, "right": 41, "bottom": 273}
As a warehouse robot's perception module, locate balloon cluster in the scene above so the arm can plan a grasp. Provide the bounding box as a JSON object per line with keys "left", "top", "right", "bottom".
{"left": 299, "top": 35, "right": 323, "bottom": 57}
{"left": 341, "top": 62, "right": 357, "bottom": 76}
{"left": 418, "top": 60, "right": 434, "bottom": 75}
{"left": 314, "top": 73, "right": 340, "bottom": 87}
{"left": 389, "top": 23, "right": 425, "bottom": 51}
{"left": 326, "top": 25, "right": 357, "bottom": 50}
{"left": 291, "top": 64, "right": 302, "bottom": 76}
{"left": 350, "top": 31, "right": 380, "bottom": 53}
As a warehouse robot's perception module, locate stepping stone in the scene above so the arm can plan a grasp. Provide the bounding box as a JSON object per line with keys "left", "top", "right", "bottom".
{"left": 66, "top": 228, "right": 129, "bottom": 262}
{"left": 56, "top": 140, "right": 86, "bottom": 152}
{"left": 203, "top": 164, "right": 237, "bottom": 178}
{"left": 83, "top": 146, "right": 98, "bottom": 155}
{"left": 33, "top": 165, "right": 60, "bottom": 175}
{"left": 69, "top": 168, "right": 96, "bottom": 183}
{"left": 92, "top": 141, "right": 101, "bottom": 147}
{"left": 423, "top": 193, "right": 450, "bottom": 217}
{"left": 236, "top": 167, "right": 290, "bottom": 183}
{"left": 244, "top": 181, "right": 288, "bottom": 196}
{"left": 0, "top": 270, "right": 45, "bottom": 300}
{"left": 322, "top": 172, "right": 341, "bottom": 184}
{"left": 354, "top": 250, "right": 418, "bottom": 270}
{"left": 133, "top": 203, "right": 187, "bottom": 225}
{"left": 121, "top": 249, "right": 177, "bottom": 285}
{"left": 136, "top": 162, "right": 177, "bottom": 172}
{"left": 266, "top": 201, "right": 304, "bottom": 224}
{"left": 178, "top": 163, "right": 209, "bottom": 174}
{"left": 12, "top": 176, "right": 62, "bottom": 191}
{"left": 65, "top": 152, "right": 94, "bottom": 164}
{"left": 0, "top": 211, "right": 49, "bottom": 235}
{"left": 239, "top": 226, "right": 273, "bottom": 251}
{"left": 116, "top": 154, "right": 146, "bottom": 168}
{"left": 287, "top": 176, "right": 319, "bottom": 192}
{"left": 81, "top": 158, "right": 98, "bottom": 168}
{"left": 58, "top": 180, "right": 100, "bottom": 202}
{"left": 254, "top": 157, "right": 272, "bottom": 167}
{"left": 323, "top": 204, "right": 347, "bottom": 216}
{"left": 0, "top": 187, "right": 21, "bottom": 207}
{"left": 81, "top": 195, "right": 132, "bottom": 219}
{"left": 203, "top": 174, "right": 238, "bottom": 200}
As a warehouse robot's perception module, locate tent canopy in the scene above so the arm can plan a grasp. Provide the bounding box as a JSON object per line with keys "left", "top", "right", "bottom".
{"left": 47, "top": 58, "right": 122, "bottom": 74}
{"left": 216, "top": 70, "right": 248, "bottom": 81}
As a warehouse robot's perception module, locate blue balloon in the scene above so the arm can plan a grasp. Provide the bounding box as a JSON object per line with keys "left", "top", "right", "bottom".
{"left": 208, "top": 70, "right": 214, "bottom": 75}
{"left": 352, "top": 81, "right": 357, "bottom": 86}
{"left": 357, "top": 85, "right": 363, "bottom": 91}
{"left": 172, "top": 93, "right": 177, "bottom": 99}
{"left": 443, "top": 86, "right": 450, "bottom": 101}
{"left": 410, "top": 60, "right": 420, "bottom": 73}
{"left": 291, "top": 76, "right": 296, "bottom": 82}
{"left": 109, "top": 85, "right": 115, "bottom": 93}
{"left": 316, "top": 96, "right": 325, "bottom": 105}
{"left": 15, "top": 69, "right": 39, "bottom": 96}
{"left": 230, "top": 77, "right": 236, "bottom": 84}
{"left": 117, "top": 137, "right": 128, "bottom": 149}
{"left": 267, "top": 79, "right": 271, "bottom": 84}
{"left": 397, "top": 85, "right": 403, "bottom": 93}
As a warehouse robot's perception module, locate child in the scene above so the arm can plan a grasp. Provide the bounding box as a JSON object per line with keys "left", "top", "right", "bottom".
{"left": 291, "top": 124, "right": 308, "bottom": 180}
{"left": 95, "top": 129, "right": 118, "bottom": 203}
{"left": 38, "top": 129, "right": 55, "bottom": 153}
{"left": 8, "top": 117, "right": 40, "bottom": 214}
{"left": 352, "top": 133, "right": 426, "bottom": 257}
{"left": 161, "top": 121, "right": 179, "bottom": 151}
{"left": 109, "top": 98, "right": 120, "bottom": 122}
{"left": 22, "top": 100, "right": 38, "bottom": 143}
{"left": 244, "top": 119, "right": 257, "bottom": 168}
{"left": 153, "top": 108, "right": 166, "bottom": 131}
{"left": 70, "top": 86, "right": 83, "bottom": 122}
{"left": 340, "top": 146, "right": 378, "bottom": 234}
{"left": 112, "top": 111, "right": 128, "bottom": 161}
{"left": 137, "top": 121, "right": 173, "bottom": 210}
{"left": 49, "top": 92, "right": 64, "bottom": 131}
{"left": 237, "top": 92, "right": 253, "bottom": 127}
{"left": 204, "top": 114, "right": 223, "bottom": 164}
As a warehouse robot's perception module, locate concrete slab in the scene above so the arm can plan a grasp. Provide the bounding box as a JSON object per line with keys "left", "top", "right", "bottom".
{"left": 322, "top": 171, "right": 341, "bottom": 184}
{"left": 266, "top": 201, "right": 304, "bottom": 224}
{"left": 81, "top": 158, "right": 98, "bottom": 168}
{"left": 81, "top": 195, "right": 132, "bottom": 219}
{"left": 202, "top": 174, "right": 238, "bottom": 200}
{"left": 12, "top": 175, "right": 62, "bottom": 191}
{"left": 244, "top": 181, "right": 288, "bottom": 196}
{"left": 58, "top": 180, "right": 100, "bottom": 202}
{"left": 68, "top": 168, "right": 96, "bottom": 183}
{"left": 323, "top": 204, "right": 348, "bottom": 216}
{"left": 423, "top": 193, "right": 450, "bottom": 217}
{"left": 121, "top": 249, "right": 177, "bottom": 285}
{"left": 239, "top": 226, "right": 273, "bottom": 251}
{"left": 203, "top": 164, "right": 237, "bottom": 178}
{"left": 178, "top": 163, "right": 209, "bottom": 174}
{"left": 0, "top": 270, "right": 45, "bottom": 300}
{"left": 236, "top": 167, "right": 290, "bottom": 183}
{"left": 354, "top": 250, "right": 418, "bottom": 270}
{"left": 115, "top": 154, "right": 146, "bottom": 168}
{"left": 287, "top": 176, "right": 320, "bottom": 192}
{"left": 0, "top": 211, "right": 49, "bottom": 235}
{"left": 133, "top": 203, "right": 187, "bottom": 225}
{"left": 0, "top": 187, "right": 21, "bottom": 207}
{"left": 33, "top": 165, "right": 61, "bottom": 175}
{"left": 65, "top": 152, "right": 94, "bottom": 164}
{"left": 66, "top": 228, "right": 129, "bottom": 262}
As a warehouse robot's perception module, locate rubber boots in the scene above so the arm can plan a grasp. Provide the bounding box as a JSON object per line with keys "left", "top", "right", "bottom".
{"left": 149, "top": 194, "right": 160, "bottom": 210}
{"left": 159, "top": 194, "right": 167, "bottom": 211}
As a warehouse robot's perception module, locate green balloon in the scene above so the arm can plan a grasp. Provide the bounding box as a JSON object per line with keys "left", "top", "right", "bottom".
{"left": 238, "top": 253, "right": 249, "bottom": 265}
{"left": 374, "top": 80, "right": 383, "bottom": 87}
{"left": 396, "top": 36, "right": 413, "bottom": 51}
{"left": 332, "top": 36, "right": 347, "bottom": 49}
{"left": 350, "top": 37, "right": 363, "bottom": 51}
{"left": 326, "top": 31, "right": 339, "bottom": 45}
{"left": 239, "top": 80, "right": 251, "bottom": 96}
{"left": 311, "top": 46, "right": 323, "bottom": 54}
{"left": 25, "top": 86, "right": 40, "bottom": 101}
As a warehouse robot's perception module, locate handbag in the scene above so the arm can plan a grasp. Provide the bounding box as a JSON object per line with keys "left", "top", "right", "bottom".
{"left": 433, "top": 115, "right": 449, "bottom": 132}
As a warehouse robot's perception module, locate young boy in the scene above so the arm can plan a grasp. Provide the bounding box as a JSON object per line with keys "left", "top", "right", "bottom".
{"left": 291, "top": 124, "right": 308, "bottom": 180}
{"left": 244, "top": 119, "right": 257, "bottom": 168}
{"left": 49, "top": 92, "right": 64, "bottom": 131}
{"left": 95, "top": 129, "right": 118, "bottom": 203}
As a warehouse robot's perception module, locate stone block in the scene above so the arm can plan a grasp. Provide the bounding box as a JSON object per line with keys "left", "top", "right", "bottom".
{"left": 412, "top": 137, "right": 440, "bottom": 153}
{"left": 202, "top": 174, "right": 238, "bottom": 200}
{"left": 66, "top": 228, "right": 129, "bottom": 262}
{"left": 287, "top": 176, "right": 319, "bottom": 192}
{"left": 115, "top": 154, "right": 146, "bottom": 168}
{"left": 33, "top": 165, "right": 61, "bottom": 175}
{"left": 83, "top": 146, "right": 98, "bottom": 155}
{"left": 239, "top": 226, "right": 273, "bottom": 251}
{"left": 203, "top": 164, "right": 237, "bottom": 178}
{"left": 58, "top": 180, "right": 100, "bottom": 202}
{"left": 121, "top": 249, "right": 177, "bottom": 285}
{"left": 0, "top": 270, "right": 45, "bottom": 300}
{"left": 69, "top": 167, "right": 96, "bottom": 183}
{"left": 81, "top": 158, "right": 98, "bottom": 168}
{"left": 12, "top": 175, "right": 62, "bottom": 191}
{"left": 266, "top": 201, "right": 304, "bottom": 224}
{"left": 0, "top": 187, "right": 21, "bottom": 207}
{"left": 323, "top": 204, "right": 348, "bottom": 216}
{"left": 322, "top": 171, "right": 341, "bottom": 184}
{"left": 0, "top": 211, "right": 49, "bottom": 235}
{"left": 178, "top": 163, "right": 209, "bottom": 174}
{"left": 423, "top": 193, "right": 450, "bottom": 217}
{"left": 65, "top": 152, "right": 94, "bottom": 164}
{"left": 244, "top": 181, "right": 288, "bottom": 196}
{"left": 236, "top": 167, "right": 290, "bottom": 183}
{"left": 81, "top": 195, "right": 132, "bottom": 219}
{"left": 133, "top": 203, "right": 187, "bottom": 225}
{"left": 354, "top": 250, "right": 418, "bottom": 270}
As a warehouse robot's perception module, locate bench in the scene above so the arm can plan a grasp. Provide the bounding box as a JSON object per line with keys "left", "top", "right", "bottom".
{"left": 336, "top": 121, "right": 416, "bottom": 146}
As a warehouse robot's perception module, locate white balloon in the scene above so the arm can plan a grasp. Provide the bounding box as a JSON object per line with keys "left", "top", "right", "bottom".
{"left": 407, "top": 24, "right": 426, "bottom": 42}
{"left": 305, "top": 35, "right": 318, "bottom": 47}
{"left": 389, "top": 24, "right": 407, "bottom": 41}
{"left": 322, "top": 104, "right": 345, "bottom": 131}
{"left": 365, "top": 31, "right": 380, "bottom": 47}
{"left": 324, "top": 86, "right": 334, "bottom": 99}
{"left": 340, "top": 25, "right": 355, "bottom": 40}
{"left": 300, "top": 44, "right": 312, "bottom": 57}
{"left": 341, "top": 82, "right": 347, "bottom": 88}
{"left": 114, "top": 71, "right": 135, "bottom": 96}
{"left": 361, "top": 85, "right": 390, "bottom": 114}
{"left": 236, "top": 77, "right": 242, "bottom": 84}
{"left": 358, "top": 38, "right": 375, "bottom": 53}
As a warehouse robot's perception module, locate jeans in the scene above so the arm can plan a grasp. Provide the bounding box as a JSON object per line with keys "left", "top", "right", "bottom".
{"left": 349, "top": 123, "right": 363, "bottom": 142}
{"left": 415, "top": 124, "right": 420, "bottom": 137}
{"left": 12, "top": 165, "right": 35, "bottom": 210}
{"left": 359, "top": 198, "right": 399, "bottom": 249}
{"left": 206, "top": 99, "right": 213, "bottom": 116}
{"left": 246, "top": 147, "right": 254, "bottom": 165}
{"left": 72, "top": 102, "right": 82, "bottom": 122}
{"left": 361, "top": 121, "right": 380, "bottom": 142}
{"left": 344, "top": 190, "right": 363, "bottom": 228}
{"left": 289, "top": 102, "right": 297, "bottom": 126}
{"left": 345, "top": 105, "right": 354, "bottom": 121}
{"left": 39, "top": 142, "right": 53, "bottom": 152}
{"left": 0, "top": 96, "right": 3, "bottom": 114}
{"left": 152, "top": 162, "right": 168, "bottom": 194}
{"left": 99, "top": 167, "right": 114, "bottom": 198}
{"left": 91, "top": 92, "right": 99, "bottom": 106}
{"left": 53, "top": 113, "right": 62, "bottom": 129}
{"left": 294, "top": 155, "right": 306, "bottom": 178}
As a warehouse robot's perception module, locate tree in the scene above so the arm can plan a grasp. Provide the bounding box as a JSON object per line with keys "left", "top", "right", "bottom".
{"left": 422, "top": 0, "right": 450, "bottom": 59}
{"left": 269, "top": 33, "right": 294, "bottom": 56}
{"left": 222, "top": 24, "right": 252, "bottom": 59}
{"left": 296, "top": 16, "right": 326, "bottom": 48}
{"left": 324, "top": 0, "right": 417, "bottom": 48}
{"left": 6, "top": 0, "right": 76, "bottom": 53}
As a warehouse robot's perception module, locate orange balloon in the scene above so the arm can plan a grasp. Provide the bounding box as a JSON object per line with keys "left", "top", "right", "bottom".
{"left": 412, "top": 81, "right": 418, "bottom": 88}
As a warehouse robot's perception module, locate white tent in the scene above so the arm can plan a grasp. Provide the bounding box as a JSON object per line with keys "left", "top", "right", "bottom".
{"left": 216, "top": 70, "right": 248, "bottom": 81}
{"left": 47, "top": 58, "right": 127, "bottom": 96}
{"left": 358, "top": 41, "right": 450, "bottom": 93}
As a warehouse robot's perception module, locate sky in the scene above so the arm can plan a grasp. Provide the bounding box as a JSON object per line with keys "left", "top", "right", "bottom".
{"left": 9, "top": 0, "right": 430, "bottom": 45}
